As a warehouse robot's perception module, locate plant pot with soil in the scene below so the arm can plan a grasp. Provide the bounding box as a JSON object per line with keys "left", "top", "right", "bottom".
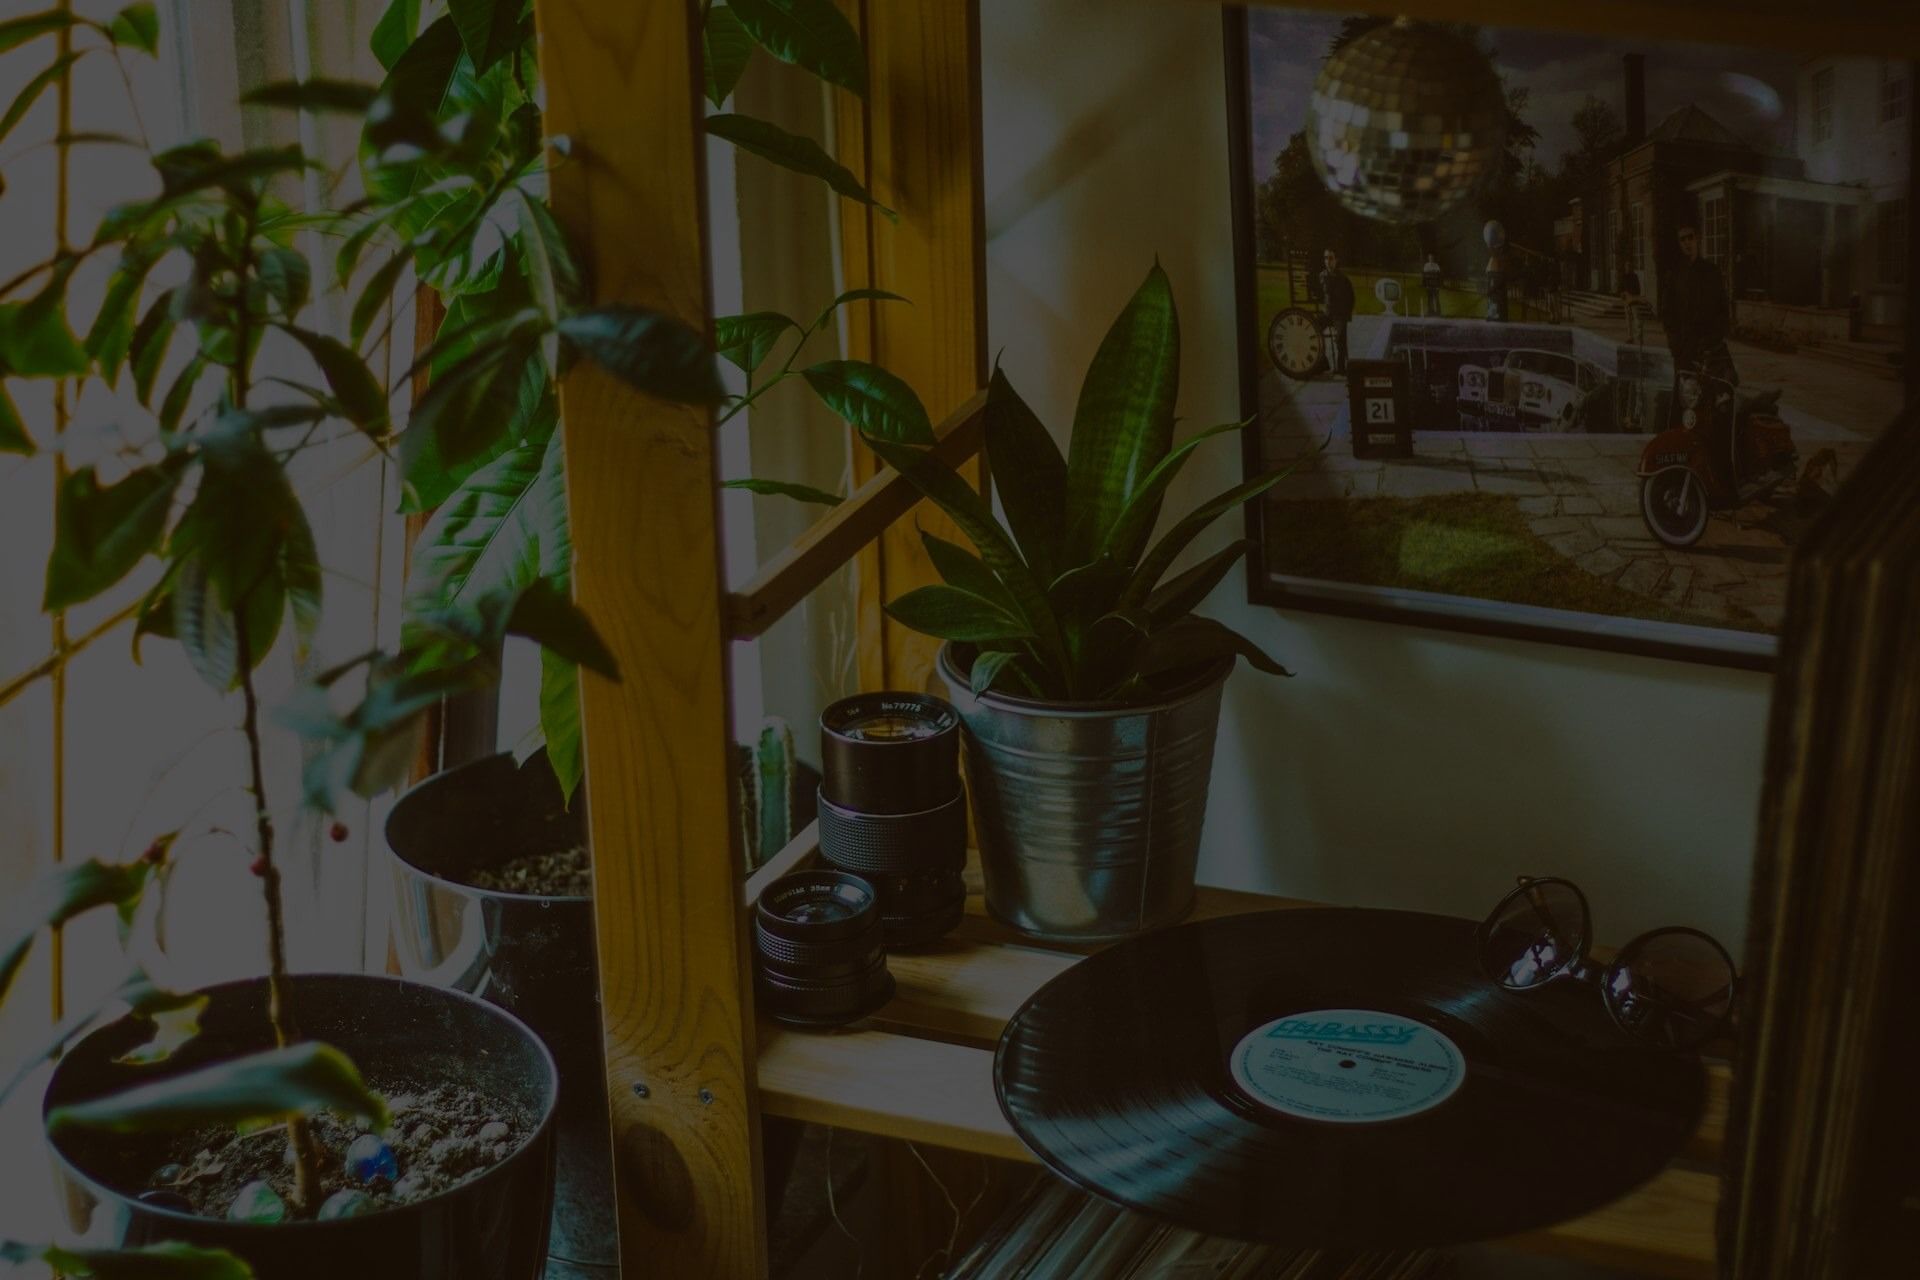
{"left": 861, "top": 264, "right": 1315, "bottom": 940}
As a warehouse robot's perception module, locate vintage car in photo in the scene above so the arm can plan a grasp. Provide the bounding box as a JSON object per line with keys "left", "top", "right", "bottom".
{"left": 1456, "top": 348, "right": 1601, "bottom": 430}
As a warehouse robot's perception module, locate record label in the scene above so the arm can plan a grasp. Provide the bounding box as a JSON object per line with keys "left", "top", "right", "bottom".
{"left": 1228, "top": 1007, "right": 1466, "bottom": 1123}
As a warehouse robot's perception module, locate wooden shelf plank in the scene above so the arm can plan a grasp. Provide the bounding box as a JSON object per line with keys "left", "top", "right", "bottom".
{"left": 724, "top": 391, "right": 987, "bottom": 640}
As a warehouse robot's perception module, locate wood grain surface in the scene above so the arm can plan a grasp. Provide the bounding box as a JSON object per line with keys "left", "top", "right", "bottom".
{"left": 531, "top": 1, "right": 765, "bottom": 1275}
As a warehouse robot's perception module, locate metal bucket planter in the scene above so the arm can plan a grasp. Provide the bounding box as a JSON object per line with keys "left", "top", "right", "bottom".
{"left": 936, "top": 644, "right": 1234, "bottom": 942}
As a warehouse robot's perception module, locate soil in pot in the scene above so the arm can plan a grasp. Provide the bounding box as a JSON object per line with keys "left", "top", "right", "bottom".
{"left": 463, "top": 843, "right": 593, "bottom": 898}
{"left": 145, "top": 1078, "right": 537, "bottom": 1220}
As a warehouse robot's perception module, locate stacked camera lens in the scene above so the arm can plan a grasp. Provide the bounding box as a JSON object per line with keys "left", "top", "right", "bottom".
{"left": 753, "top": 870, "right": 895, "bottom": 1027}
{"left": 817, "top": 693, "right": 968, "bottom": 948}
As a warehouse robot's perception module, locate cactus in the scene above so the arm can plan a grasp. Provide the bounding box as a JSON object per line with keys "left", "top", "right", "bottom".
{"left": 735, "top": 717, "right": 802, "bottom": 871}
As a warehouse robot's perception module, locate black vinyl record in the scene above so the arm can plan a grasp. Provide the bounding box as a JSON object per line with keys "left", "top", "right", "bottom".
{"left": 994, "top": 908, "right": 1705, "bottom": 1249}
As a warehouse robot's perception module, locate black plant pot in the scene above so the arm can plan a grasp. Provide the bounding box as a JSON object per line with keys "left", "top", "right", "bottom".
{"left": 385, "top": 752, "right": 614, "bottom": 1277}
{"left": 43, "top": 974, "right": 558, "bottom": 1280}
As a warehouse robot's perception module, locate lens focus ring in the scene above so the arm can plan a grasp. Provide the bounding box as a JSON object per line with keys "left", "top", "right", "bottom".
{"left": 817, "top": 787, "right": 968, "bottom": 874}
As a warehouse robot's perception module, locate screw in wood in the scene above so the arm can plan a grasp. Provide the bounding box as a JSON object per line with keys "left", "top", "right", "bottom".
{"left": 631, "top": 1083, "right": 649, "bottom": 1098}
{"left": 699, "top": 1088, "right": 715, "bottom": 1106}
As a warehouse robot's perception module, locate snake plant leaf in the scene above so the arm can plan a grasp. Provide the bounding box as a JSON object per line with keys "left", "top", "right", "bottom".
{"left": 557, "top": 306, "right": 724, "bottom": 404}
{"left": 967, "top": 649, "right": 1021, "bottom": 696}
{"left": 723, "top": 477, "right": 843, "bottom": 506}
{"left": 43, "top": 460, "right": 184, "bottom": 611}
{"left": 1098, "top": 418, "right": 1249, "bottom": 568}
{"left": 802, "top": 360, "right": 933, "bottom": 444}
{"left": 728, "top": 0, "right": 867, "bottom": 96}
{"left": 1047, "top": 557, "right": 1130, "bottom": 683}
{"left": 5, "top": 1241, "right": 254, "bottom": 1280}
{"left": 861, "top": 435, "right": 1063, "bottom": 679}
{"left": 1064, "top": 262, "right": 1179, "bottom": 564}
{"left": 0, "top": 860, "right": 153, "bottom": 1010}
{"left": 982, "top": 364, "right": 1068, "bottom": 584}
{"left": 1135, "top": 615, "right": 1291, "bottom": 680}
{"left": 1120, "top": 455, "right": 1312, "bottom": 612}
{"left": 704, "top": 4, "right": 755, "bottom": 108}
{"left": 705, "top": 114, "right": 894, "bottom": 218}
{"left": 714, "top": 311, "right": 796, "bottom": 375}
{"left": 923, "top": 530, "right": 1018, "bottom": 616}
{"left": 46, "top": 1042, "right": 390, "bottom": 1136}
{"left": 1146, "top": 538, "right": 1252, "bottom": 626}
{"left": 884, "top": 585, "right": 1033, "bottom": 644}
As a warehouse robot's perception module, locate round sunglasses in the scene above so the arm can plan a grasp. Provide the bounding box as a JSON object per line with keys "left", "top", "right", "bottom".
{"left": 1474, "top": 876, "right": 1738, "bottom": 1050}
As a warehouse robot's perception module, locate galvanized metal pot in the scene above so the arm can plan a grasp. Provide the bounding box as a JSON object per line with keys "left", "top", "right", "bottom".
{"left": 936, "top": 644, "right": 1233, "bottom": 942}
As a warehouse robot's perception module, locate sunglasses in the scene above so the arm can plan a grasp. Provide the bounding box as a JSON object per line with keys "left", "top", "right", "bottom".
{"left": 1474, "top": 876, "right": 1737, "bottom": 1051}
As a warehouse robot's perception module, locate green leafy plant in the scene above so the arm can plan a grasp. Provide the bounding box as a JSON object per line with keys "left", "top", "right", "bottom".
{"left": 862, "top": 263, "right": 1310, "bottom": 703}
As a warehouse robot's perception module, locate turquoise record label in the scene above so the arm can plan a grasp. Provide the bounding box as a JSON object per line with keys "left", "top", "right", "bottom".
{"left": 1228, "top": 1007, "right": 1466, "bottom": 1123}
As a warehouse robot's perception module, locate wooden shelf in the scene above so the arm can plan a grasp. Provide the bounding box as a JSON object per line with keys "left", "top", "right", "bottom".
{"left": 753, "top": 847, "right": 1727, "bottom": 1277}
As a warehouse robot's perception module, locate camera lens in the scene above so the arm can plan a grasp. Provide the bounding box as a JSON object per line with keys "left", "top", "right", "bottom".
{"left": 818, "top": 693, "right": 969, "bottom": 949}
{"left": 753, "top": 871, "right": 895, "bottom": 1027}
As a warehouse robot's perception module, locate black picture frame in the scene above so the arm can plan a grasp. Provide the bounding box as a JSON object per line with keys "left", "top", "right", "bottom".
{"left": 1224, "top": 8, "right": 1920, "bottom": 670}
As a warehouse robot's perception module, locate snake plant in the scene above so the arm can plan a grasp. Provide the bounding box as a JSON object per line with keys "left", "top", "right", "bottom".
{"left": 866, "top": 264, "right": 1306, "bottom": 703}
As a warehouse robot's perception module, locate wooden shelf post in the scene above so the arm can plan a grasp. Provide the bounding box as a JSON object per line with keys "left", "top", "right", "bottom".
{"left": 532, "top": 2, "right": 766, "bottom": 1276}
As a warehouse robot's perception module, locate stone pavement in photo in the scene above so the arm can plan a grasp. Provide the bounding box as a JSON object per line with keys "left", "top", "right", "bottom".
{"left": 1257, "top": 356, "right": 1884, "bottom": 630}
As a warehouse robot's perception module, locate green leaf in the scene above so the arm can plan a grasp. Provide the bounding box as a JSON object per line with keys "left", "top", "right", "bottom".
{"left": 350, "top": 251, "right": 411, "bottom": 346}
{"left": 1064, "top": 262, "right": 1179, "bottom": 565}
{"left": 106, "top": 3, "right": 160, "bottom": 55}
{"left": 363, "top": 15, "right": 462, "bottom": 154}
{"left": 1146, "top": 538, "right": 1251, "bottom": 625}
{"left": 47, "top": 1041, "right": 390, "bottom": 1136}
{"left": 282, "top": 326, "right": 386, "bottom": 428}
{"left": 0, "top": 50, "right": 82, "bottom": 147}
{"left": 923, "top": 530, "right": 1016, "bottom": 615}
{"left": 405, "top": 327, "right": 542, "bottom": 473}
{"left": 803, "top": 360, "right": 931, "bottom": 443}
{"left": 729, "top": 0, "right": 866, "bottom": 95}
{"left": 512, "top": 190, "right": 575, "bottom": 373}
{"left": 152, "top": 143, "right": 311, "bottom": 201}
{"left": 243, "top": 79, "right": 378, "bottom": 114}
{"left": 6, "top": 1241, "right": 254, "bottom": 1280}
{"left": 156, "top": 354, "right": 206, "bottom": 433}
{"left": 968, "top": 649, "right": 1021, "bottom": 697}
{"left": 981, "top": 365, "right": 1067, "bottom": 584}
{"left": 370, "top": 0, "right": 420, "bottom": 70}
{"left": 538, "top": 649, "right": 583, "bottom": 800}
{"left": 400, "top": 334, "right": 552, "bottom": 511}
{"left": 884, "top": 585, "right": 1033, "bottom": 644}
{"left": 703, "top": 4, "right": 755, "bottom": 108}
{"left": 44, "top": 462, "right": 182, "bottom": 610}
{"left": 1135, "top": 615, "right": 1290, "bottom": 681}
{"left": 449, "top": 0, "right": 522, "bottom": 74}
{"left": 0, "top": 11, "right": 77, "bottom": 56}
{"left": 0, "top": 384, "right": 31, "bottom": 454}
{"left": 0, "top": 260, "right": 88, "bottom": 377}
{"left": 86, "top": 247, "right": 160, "bottom": 387}
{"left": 714, "top": 311, "right": 795, "bottom": 375}
{"left": 115, "top": 991, "right": 210, "bottom": 1067}
{"left": 1098, "top": 419, "right": 1250, "bottom": 568}
{"left": 507, "top": 579, "right": 617, "bottom": 679}
{"left": 811, "top": 287, "right": 908, "bottom": 332}
{"left": 705, "top": 114, "right": 894, "bottom": 218}
{"left": 722, "top": 477, "right": 842, "bottom": 506}
{"left": 168, "top": 556, "right": 238, "bottom": 691}
{"left": 128, "top": 288, "right": 178, "bottom": 404}
{"left": 557, "top": 306, "right": 724, "bottom": 404}
{"left": 0, "top": 860, "right": 152, "bottom": 1010}
{"left": 1121, "top": 456, "right": 1312, "bottom": 611}
{"left": 407, "top": 434, "right": 547, "bottom": 617}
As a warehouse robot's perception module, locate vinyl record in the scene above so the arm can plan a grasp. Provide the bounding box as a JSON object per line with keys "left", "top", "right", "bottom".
{"left": 994, "top": 908, "right": 1705, "bottom": 1249}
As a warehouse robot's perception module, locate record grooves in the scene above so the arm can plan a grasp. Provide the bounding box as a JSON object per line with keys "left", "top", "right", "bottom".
{"left": 993, "top": 908, "right": 1705, "bottom": 1249}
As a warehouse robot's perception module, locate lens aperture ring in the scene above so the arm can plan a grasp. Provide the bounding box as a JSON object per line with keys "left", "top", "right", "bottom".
{"left": 752, "top": 915, "right": 883, "bottom": 970}
{"left": 817, "top": 787, "right": 968, "bottom": 874}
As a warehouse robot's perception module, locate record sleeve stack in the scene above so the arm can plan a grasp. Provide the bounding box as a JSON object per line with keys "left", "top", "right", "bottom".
{"left": 1719, "top": 414, "right": 1920, "bottom": 1277}
{"left": 945, "top": 1177, "right": 1451, "bottom": 1280}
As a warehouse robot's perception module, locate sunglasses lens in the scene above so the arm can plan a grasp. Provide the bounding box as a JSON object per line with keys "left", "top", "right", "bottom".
{"left": 1604, "top": 929, "right": 1736, "bottom": 1049}
{"left": 1479, "top": 880, "right": 1588, "bottom": 989}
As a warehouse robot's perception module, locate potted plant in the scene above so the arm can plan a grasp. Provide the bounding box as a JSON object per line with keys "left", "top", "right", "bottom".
{"left": 860, "top": 264, "right": 1308, "bottom": 940}
{"left": 0, "top": 7, "right": 726, "bottom": 1276}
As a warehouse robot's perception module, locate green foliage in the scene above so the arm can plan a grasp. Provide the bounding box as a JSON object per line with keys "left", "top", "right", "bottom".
{"left": 726, "top": 0, "right": 866, "bottom": 96}
{"left": 722, "top": 477, "right": 842, "bottom": 506}
{"left": 706, "top": 114, "right": 895, "bottom": 218}
{"left": 106, "top": 4, "right": 160, "bottom": 55}
{"left": 703, "top": 5, "right": 755, "bottom": 108}
{"left": 2, "top": 1241, "right": 253, "bottom": 1279}
{"left": 46, "top": 1042, "right": 391, "bottom": 1135}
{"left": 865, "top": 266, "right": 1307, "bottom": 701}
{"left": 0, "top": 859, "right": 154, "bottom": 1009}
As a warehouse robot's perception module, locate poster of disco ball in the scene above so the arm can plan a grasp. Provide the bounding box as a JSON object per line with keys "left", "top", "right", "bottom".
{"left": 1227, "top": 7, "right": 1915, "bottom": 667}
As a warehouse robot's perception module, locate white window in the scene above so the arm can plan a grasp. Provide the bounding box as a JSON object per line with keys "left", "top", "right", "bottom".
{"left": 1631, "top": 202, "right": 1649, "bottom": 276}
{"left": 1702, "top": 196, "right": 1731, "bottom": 270}
{"left": 1882, "top": 63, "right": 1909, "bottom": 126}
{"left": 1812, "top": 67, "right": 1836, "bottom": 143}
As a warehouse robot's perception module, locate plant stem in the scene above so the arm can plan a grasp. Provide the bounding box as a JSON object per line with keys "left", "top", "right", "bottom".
{"left": 234, "top": 610, "right": 321, "bottom": 1216}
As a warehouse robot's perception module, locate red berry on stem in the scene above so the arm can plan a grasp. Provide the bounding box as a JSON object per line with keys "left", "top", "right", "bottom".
{"left": 329, "top": 821, "right": 350, "bottom": 843}
{"left": 249, "top": 856, "right": 268, "bottom": 877}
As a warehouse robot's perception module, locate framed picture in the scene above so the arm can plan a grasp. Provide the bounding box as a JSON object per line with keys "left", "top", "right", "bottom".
{"left": 1225, "top": 9, "right": 1918, "bottom": 667}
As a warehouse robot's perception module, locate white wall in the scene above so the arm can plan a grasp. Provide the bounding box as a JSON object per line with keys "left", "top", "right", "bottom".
{"left": 980, "top": 0, "right": 1768, "bottom": 951}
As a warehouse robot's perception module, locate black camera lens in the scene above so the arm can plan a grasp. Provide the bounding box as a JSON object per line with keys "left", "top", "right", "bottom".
{"left": 753, "top": 871, "right": 895, "bottom": 1027}
{"left": 820, "top": 693, "right": 960, "bottom": 814}
{"left": 818, "top": 693, "right": 969, "bottom": 950}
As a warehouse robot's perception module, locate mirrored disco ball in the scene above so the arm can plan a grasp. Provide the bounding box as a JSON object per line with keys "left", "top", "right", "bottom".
{"left": 1306, "top": 19, "right": 1506, "bottom": 225}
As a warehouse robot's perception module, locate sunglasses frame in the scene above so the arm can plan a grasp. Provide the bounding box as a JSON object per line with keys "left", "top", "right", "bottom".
{"left": 1474, "top": 875, "right": 1739, "bottom": 1049}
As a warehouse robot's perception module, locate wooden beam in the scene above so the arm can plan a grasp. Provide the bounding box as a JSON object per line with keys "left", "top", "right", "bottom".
{"left": 1213, "top": 0, "right": 1920, "bottom": 57}
{"left": 725, "top": 390, "right": 988, "bottom": 640}
{"left": 835, "top": 0, "right": 988, "bottom": 694}
{"left": 532, "top": 2, "right": 764, "bottom": 1276}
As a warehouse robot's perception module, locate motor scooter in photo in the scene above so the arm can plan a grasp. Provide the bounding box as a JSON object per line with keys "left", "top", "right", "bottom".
{"left": 1636, "top": 361, "right": 1798, "bottom": 549}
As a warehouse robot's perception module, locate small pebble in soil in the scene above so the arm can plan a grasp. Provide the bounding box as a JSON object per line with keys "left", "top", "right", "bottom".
{"left": 344, "top": 1133, "right": 399, "bottom": 1184}
{"left": 152, "top": 1162, "right": 185, "bottom": 1185}
{"left": 228, "top": 1179, "right": 287, "bottom": 1223}
{"left": 391, "top": 1171, "right": 428, "bottom": 1200}
{"left": 464, "top": 843, "right": 592, "bottom": 897}
{"left": 317, "top": 1188, "right": 378, "bottom": 1219}
{"left": 138, "top": 1190, "right": 194, "bottom": 1212}
{"left": 476, "top": 1120, "right": 510, "bottom": 1144}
